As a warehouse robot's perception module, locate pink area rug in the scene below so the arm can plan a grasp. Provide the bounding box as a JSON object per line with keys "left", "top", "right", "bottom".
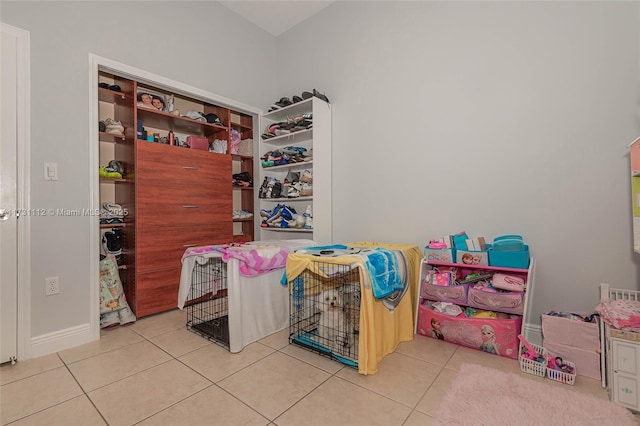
{"left": 434, "top": 363, "right": 637, "bottom": 425}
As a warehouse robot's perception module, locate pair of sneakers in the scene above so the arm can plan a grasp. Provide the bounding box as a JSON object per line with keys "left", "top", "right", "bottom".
{"left": 100, "top": 306, "right": 136, "bottom": 328}
{"left": 232, "top": 210, "right": 253, "bottom": 219}
{"left": 260, "top": 204, "right": 295, "bottom": 227}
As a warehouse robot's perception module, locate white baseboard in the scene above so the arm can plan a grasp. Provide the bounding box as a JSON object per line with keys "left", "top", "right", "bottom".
{"left": 30, "top": 323, "right": 95, "bottom": 358}
{"left": 524, "top": 322, "right": 542, "bottom": 346}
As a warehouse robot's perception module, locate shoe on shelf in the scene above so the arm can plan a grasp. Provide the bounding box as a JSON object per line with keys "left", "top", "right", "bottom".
{"left": 104, "top": 118, "right": 124, "bottom": 135}
{"left": 99, "top": 166, "right": 121, "bottom": 179}
{"left": 313, "top": 89, "right": 330, "bottom": 103}
{"left": 102, "top": 229, "right": 122, "bottom": 248}
{"left": 266, "top": 204, "right": 293, "bottom": 224}
{"left": 304, "top": 205, "right": 313, "bottom": 218}
{"left": 106, "top": 160, "right": 124, "bottom": 175}
{"left": 300, "top": 183, "right": 312, "bottom": 197}
{"left": 275, "top": 97, "right": 293, "bottom": 108}
{"left": 290, "top": 214, "right": 306, "bottom": 228}
{"left": 271, "top": 182, "right": 283, "bottom": 198}
{"left": 232, "top": 171, "right": 253, "bottom": 187}
{"left": 98, "top": 83, "right": 121, "bottom": 92}
{"left": 263, "top": 204, "right": 284, "bottom": 221}
{"left": 258, "top": 176, "right": 269, "bottom": 198}
{"left": 99, "top": 121, "right": 106, "bottom": 132}
{"left": 287, "top": 186, "right": 300, "bottom": 198}
{"left": 304, "top": 216, "right": 313, "bottom": 229}
{"left": 300, "top": 169, "right": 313, "bottom": 183}
{"left": 285, "top": 170, "right": 300, "bottom": 185}
{"left": 233, "top": 210, "right": 254, "bottom": 219}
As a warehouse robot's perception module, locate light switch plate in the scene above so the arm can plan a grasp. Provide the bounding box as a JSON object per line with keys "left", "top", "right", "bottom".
{"left": 44, "top": 162, "right": 58, "bottom": 181}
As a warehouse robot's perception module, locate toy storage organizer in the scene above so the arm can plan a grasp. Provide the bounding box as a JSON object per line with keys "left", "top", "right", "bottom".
{"left": 416, "top": 257, "right": 535, "bottom": 360}
{"left": 178, "top": 239, "right": 316, "bottom": 353}
{"left": 286, "top": 242, "right": 423, "bottom": 375}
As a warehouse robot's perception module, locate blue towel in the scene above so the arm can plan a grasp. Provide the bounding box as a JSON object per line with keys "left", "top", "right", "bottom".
{"left": 363, "top": 248, "right": 404, "bottom": 299}
{"left": 303, "top": 244, "right": 348, "bottom": 251}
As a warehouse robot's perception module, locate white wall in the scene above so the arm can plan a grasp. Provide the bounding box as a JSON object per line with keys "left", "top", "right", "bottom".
{"left": 276, "top": 1, "right": 640, "bottom": 325}
{"left": 0, "top": 1, "right": 279, "bottom": 341}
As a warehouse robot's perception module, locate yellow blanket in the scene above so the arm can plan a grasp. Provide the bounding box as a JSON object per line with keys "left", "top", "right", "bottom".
{"left": 285, "top": 242, "right": 422, "bottom": 374}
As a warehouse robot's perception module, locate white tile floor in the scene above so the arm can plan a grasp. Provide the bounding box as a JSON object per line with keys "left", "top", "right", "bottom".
{"left": 1, "top": 309, "right": 614, "bottom": 425}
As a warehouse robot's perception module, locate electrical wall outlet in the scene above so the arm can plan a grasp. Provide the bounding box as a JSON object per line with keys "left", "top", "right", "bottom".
{"left": 45, "top": 276, "right": 59, "bottom": 295}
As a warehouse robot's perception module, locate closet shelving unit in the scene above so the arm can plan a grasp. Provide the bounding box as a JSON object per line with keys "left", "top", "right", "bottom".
{"left": 98, "top": 70, "right": 257, "bottom": 317}
{"left": 258, "top": 97, "right": 332, "bottom": 245}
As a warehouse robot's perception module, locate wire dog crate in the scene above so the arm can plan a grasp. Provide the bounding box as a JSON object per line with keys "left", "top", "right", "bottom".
{"left": 186, "top": 257, "right": 229, "bottom": 349}
{"left": 289, "top": 262, "right": 361, "bottom": 367}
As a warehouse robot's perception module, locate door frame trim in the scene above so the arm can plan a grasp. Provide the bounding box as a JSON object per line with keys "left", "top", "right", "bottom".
{"left": 2, "top": 22, "right": 32, "bottom": 361}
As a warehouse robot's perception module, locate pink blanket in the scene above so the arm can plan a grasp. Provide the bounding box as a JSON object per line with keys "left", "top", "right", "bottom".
{"left": 181, "top": 243, "right": 290, "bottom": 277}
{"left": 181, "top": 245, "right": 221, "bottom": 262}
{"left": 218, "top": 245, "right": 290, "bottom": 277}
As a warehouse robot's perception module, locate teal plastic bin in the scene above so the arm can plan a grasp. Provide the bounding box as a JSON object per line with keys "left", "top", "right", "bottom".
{"left": 487, "top": 235, "right": 530, "bottom": 269}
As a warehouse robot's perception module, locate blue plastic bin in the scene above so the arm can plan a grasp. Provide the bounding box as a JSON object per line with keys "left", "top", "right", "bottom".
{"left": 487, "top": 244, "right": 530, "bottom": 269}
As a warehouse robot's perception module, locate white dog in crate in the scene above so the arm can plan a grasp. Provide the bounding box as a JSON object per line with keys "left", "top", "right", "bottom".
{"left": 317, "top": 288, "right": 353, "bottom": 352}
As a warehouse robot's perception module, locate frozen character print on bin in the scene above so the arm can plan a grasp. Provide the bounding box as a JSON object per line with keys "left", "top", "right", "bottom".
{"left": 480, "top": 324, "right": 500, "bottom": 355}
{"left": 461, "top": 253, "right": 474, "bottom": 265}
{"left": 431, "top": 318, "right": 445, "bottom": 340}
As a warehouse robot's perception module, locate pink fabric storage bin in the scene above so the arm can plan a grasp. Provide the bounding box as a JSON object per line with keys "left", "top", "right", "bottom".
{"left": 420, "top": 283, "right": 468, "bottom": 304}
{"left": 541, "top": 314, "right": 599, "bottom": 350}
{"left": 541, "top": 314, "right": 601, "bottom": 380}
{"left": 417, "top": 302, "right": 522, "bottom": 359}
{"left": 467, "top": 286, "right": 524, "bottom": 315}
{"left": 544, "top": 341, "right": 601, "bottom": 380}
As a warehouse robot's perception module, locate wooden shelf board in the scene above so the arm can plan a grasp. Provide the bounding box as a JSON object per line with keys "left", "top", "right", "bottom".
{"left": 99, "top": 178, "right": 134, "bottom": 184}
{"left": 137, "top": 108, "right": 228, "bottom": 137}
{"left": 100, "top": 223, "right": 127, "bottom": 228}
{"left": 231, "top": 154, "right": 253, "bottom": 160}
{"left": 98, "top": 87, "right": 128, "bottom": 105}
{"left": 99, "top": 131, "right": 127, "bottom": 143}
